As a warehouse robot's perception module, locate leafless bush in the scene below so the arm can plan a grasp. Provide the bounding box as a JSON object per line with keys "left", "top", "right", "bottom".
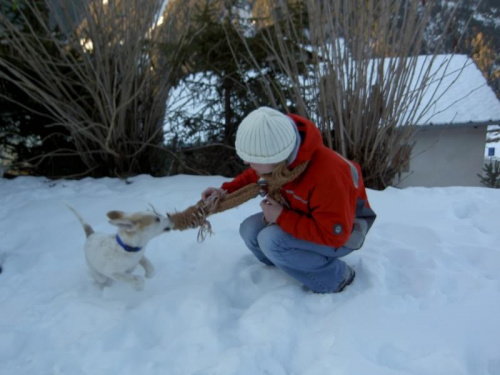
{"left": 0, "top": 0, "right": 183, "bottom": 177}
{"left": 234, "top": 0, "right": 462, "bottom": 189}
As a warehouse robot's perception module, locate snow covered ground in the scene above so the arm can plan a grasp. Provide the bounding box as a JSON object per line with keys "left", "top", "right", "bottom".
{"left": 1, "top": 175, "right": 499, "bottom": 375}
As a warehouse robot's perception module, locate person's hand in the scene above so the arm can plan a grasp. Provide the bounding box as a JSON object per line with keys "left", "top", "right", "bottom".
{"left": 260, "top": 195, "right": 283, "bottom": 224}
{"left": 201, "top": 187, "right": 225, "bottom": 201}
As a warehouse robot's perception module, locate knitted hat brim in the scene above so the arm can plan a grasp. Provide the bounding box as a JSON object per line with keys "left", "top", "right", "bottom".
{"left": 236, "top": 138, "right": 296, "bottom": 164}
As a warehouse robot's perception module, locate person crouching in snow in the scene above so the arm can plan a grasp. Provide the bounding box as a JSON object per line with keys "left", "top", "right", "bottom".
{"left": 202, "top": 107, "right": 376, "bottom": 293}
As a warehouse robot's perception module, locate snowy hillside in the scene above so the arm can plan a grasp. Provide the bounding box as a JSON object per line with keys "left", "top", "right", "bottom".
{"left": 1, "top": 175, "right": 499, "bottom": 375}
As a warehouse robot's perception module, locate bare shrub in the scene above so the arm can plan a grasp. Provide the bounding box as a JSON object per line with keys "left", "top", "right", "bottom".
{"left": 0, "top": 0, "right": 182, "bottom": 177}
{"left": 233, "top": 0, "right": 461, "bottom": 189}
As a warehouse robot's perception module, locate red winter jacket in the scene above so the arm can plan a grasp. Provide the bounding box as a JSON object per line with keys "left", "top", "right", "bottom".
{"left": 221, "top": 113, "right": 373, "bottom": 248}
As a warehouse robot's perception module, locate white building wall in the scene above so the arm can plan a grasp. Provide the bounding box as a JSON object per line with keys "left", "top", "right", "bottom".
{"left": 396, "top": 126, "right": 487, "bottom": 188}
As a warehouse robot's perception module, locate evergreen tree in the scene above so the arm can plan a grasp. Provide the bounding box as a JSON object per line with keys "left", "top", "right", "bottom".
{"left": 162, "top": 0, "right": 305, "bottom": 176}
{"left": 0, "top": 0, "right": 87, "bottom": 176}
{"left": 478, "top": 160, "right": 500, "bottom": 188}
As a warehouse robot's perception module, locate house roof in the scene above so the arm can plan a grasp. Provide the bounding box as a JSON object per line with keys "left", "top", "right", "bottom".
{"left": 412, "top": 54, "right": 500, "bottom": 127}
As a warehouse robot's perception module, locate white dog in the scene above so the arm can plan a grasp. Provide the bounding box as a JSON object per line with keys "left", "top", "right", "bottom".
{"left": 67, "top": 204, "right": 173, "bottom": 290}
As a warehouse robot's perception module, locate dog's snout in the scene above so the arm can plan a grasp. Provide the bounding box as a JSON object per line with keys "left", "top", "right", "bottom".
{"left": 164, "top": 226, "right": 171, "bottom": 232}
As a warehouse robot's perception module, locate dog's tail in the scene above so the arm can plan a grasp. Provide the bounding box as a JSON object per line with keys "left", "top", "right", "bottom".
{"left": 65, "top": 202, "right": 94, "bottom": 238}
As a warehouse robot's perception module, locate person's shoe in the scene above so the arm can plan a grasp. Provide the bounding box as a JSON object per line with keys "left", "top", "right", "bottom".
{"left": 334, "top": 266, "right": 355, "bottom": 293}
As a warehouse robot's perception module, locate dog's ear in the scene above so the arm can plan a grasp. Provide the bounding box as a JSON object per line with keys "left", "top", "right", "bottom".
{"left": 108, "top": 218, "right": 136, "bottom": 230}
{"left": 107, "top": 211, "right": 125, "bottom": 220}
{"left": 107, "top": 211, "right": 136, "bottom": 230}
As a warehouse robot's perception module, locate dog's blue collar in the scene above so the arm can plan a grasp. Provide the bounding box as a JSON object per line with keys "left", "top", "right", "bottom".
{"left": 116, "top": 235, "right": 142, "bottom": 253}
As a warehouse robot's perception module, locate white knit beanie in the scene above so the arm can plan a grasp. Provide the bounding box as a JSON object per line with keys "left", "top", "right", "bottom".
{"left": 235, "top": 107, "right": 297, "bottom": 164}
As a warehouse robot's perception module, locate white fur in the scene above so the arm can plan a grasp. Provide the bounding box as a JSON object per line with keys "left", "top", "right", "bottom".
{"left": 67, "top": 204, "right": 173, "bottom": 291}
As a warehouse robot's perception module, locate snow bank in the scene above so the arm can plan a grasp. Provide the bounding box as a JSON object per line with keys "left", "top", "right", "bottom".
{"left": 0, "top": 175, "right": 499, "bottom": 375}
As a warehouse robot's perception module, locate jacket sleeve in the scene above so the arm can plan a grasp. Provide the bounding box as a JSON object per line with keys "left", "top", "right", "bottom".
{"left": 221, "top": 168, "right": 259, "bottom": 194}
{"left": 276, "top": 169, "right": 358, "bottom": 248}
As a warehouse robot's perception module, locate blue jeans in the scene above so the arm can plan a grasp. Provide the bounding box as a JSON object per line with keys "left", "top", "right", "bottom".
{"left": 239, "top": 213, "right": 354, "bottom": 293}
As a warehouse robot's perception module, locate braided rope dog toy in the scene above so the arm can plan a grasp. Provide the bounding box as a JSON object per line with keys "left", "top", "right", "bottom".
{"left": 168, "top": 161, "right": 308, "bottom": 241}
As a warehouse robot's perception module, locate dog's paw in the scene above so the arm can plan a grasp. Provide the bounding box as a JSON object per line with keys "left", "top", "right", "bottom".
{"left": 145, "top": 266, "right": 155, "bottom": 279}
{"left": 132, "top": 275, "right": 145, "bottom": 291}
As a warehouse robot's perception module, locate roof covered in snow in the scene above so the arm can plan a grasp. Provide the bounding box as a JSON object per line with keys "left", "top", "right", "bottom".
{"left": 166, "top": 54, "right": 500, "bottom": 130}
{"left": 412, "top": 54, "right": 500, "bottom": 126}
